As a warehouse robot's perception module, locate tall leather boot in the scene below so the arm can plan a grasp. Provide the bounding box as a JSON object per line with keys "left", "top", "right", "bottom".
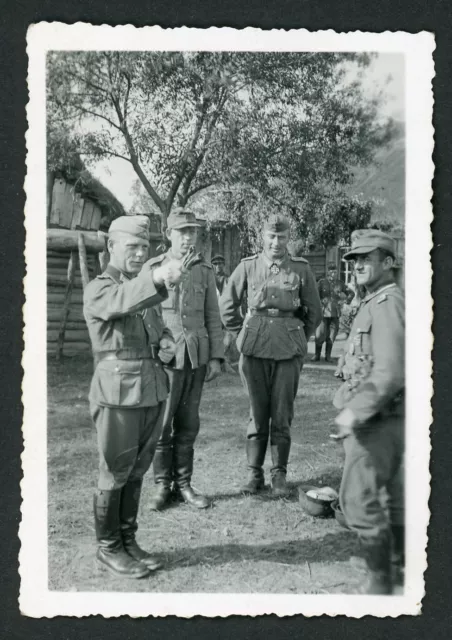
{"left": 241, "top": 438, "right": 267, "bottom": 494}
{"left": 325, "top": 340, "right": 333, "bottom": 362}
{"left": 270, "top": 441, "right": 291, "bottom": 498}
{"left": 356, "top": 532, "right": 393, "bottom": 594}
{"left": 148, "top": 447, "right": 173, "bottom": 511}
{"left": 311, "top": 344, "right": 322, "bottom": 362}
{"left": 391, "top": 524, "right": 405, "bottom": 592}
{"left": 173, "top": 444, "right": 211, "bottom": 509}
{"left": 93, "top": 489, "right": 150, "bottom": 579}
{"left": 120, "top": 479, "right": 162, "bottom": 571}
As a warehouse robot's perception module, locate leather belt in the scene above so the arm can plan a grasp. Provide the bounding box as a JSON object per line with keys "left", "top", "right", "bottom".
{"left": 94, "top": 346, "right": 159, "bottom": 363}
{"left": 249, "top": 308, "right": 295, "bottom": 318}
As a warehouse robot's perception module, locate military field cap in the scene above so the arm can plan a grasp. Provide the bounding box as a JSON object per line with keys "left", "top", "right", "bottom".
{"left": 167, "top": 207, "right": 203, "bottom": 230}
{"left": 211, "top": 254, "right": 225, "bottom": 264}
{"left": 108, "top": 215, "right": 150, "bottom": 240}
{"left": 327, "top": 262, "right": 337, "bottom": 271}
{"left": 264, "top": 214, "right": 290, "bottom": 233}
{"left": 343, "top": 229, "right": 397, "bottom": 260}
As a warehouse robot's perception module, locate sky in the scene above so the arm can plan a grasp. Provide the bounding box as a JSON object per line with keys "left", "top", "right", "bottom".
{"left": 91, "top": 53, "right": 405, "bottom": 211}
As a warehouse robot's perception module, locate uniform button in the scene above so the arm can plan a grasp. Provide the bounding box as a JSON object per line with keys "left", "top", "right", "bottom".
{"left": 183, "top": 314, "right": 187, "bottom": 318}
{"left": 271, "top": 295, "right": 275, "bottom": 298}
{"left": 115, "top": 366, "right": 119, "bottom": 372}
{"left": 271, "top": 280, "right": 275, "bottom": 283}
{"left": 270, "top": 320, "right": 273, "bottom": 324}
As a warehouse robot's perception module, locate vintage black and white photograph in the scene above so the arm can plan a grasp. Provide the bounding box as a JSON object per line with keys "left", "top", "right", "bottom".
{"left": 21, "top": 25, "right": 433, "bottom": 617}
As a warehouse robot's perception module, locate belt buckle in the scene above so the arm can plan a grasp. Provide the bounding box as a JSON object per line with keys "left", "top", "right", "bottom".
{"left": 268, "top": 308, "right": 279, "bottom": 317}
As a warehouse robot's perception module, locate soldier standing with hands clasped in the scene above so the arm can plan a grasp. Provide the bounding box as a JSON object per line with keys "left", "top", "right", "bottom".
{"left": 332, "top": 229, "right": 405, "bottom": 595}
{"left": 83, "top": 215, "right": 185, "bottom": 580}
{"left": 147, "top": 209, "right": 224, "bottom": 511}
{"left": 220, "top": 215, "right": 321, "bottom": 497}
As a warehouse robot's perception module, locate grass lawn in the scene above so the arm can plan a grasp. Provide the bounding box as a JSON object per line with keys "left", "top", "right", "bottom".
{"left": 47, "top": 356, "right": 365, "bottom": 593}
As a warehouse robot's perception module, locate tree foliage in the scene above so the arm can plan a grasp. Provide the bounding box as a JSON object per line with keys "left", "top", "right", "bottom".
{"left": 47, "top": 51, "right": 395, "bottom": 239}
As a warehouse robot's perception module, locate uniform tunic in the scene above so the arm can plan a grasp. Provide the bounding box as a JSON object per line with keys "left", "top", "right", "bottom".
{"left": 147, "top": 251, "right": 224, "bottom": 487}
{"left": 83, "top": 263, "right": 171, "bottom": 490}
{"left": 334, "top": 283, "right": 405, "bottom": 537}
{"left": 220, "top": 252, "right": 321, "bottom": 446}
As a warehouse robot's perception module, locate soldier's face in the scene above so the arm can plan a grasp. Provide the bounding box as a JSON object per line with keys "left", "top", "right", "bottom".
{"left": 213, "top": 262, "right": 225, "bottom": 276}
{"left": 263, "top": 229, "right": 290, "bottom": 260}
{"left": 108, "top": 234, "right": 150, "bottom": 275}
{"left": 167, "top": 226, "right": 198, "bottom": 258}
{"left": 354, "top": 250, "right": 392, "bottom": 291}
{"left": 328, "top": 269, "right": 337, "bottom": 281}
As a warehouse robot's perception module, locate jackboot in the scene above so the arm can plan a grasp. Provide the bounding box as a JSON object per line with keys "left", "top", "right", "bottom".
{"left": 93, "top": 490, "right": 150, "bottom": 579}
{"left": 311, "top": 345, "right": 322, "bottom": 362}
{"left": 355, "top": 532, "right": 393, "bottom": 594}
{"left": 149, "top": 447, "right": 173, "bottom": 511}
{"left": 120, "top": 479, "right": 162, "bottom": 571}
{"left": 325, "top": 341, "right": 333, "bottom": 362}
{"left": 241, "top": 438, "right": 267, "bottom": 494}
{"left": 270, "top": 441, "right": 291, "bottom": 498}
{"left": 391, "top": 524, "right": 405, "bottom": 592}
{"left": 173, "top": 444, "right": 211, "bottom": 509}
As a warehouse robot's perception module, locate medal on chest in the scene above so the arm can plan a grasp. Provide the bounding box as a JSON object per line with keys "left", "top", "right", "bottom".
{"left": 270, "top": 263, "right": 280, "bottom": 275}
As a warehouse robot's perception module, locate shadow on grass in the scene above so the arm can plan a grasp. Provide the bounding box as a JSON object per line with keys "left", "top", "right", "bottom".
{"left": 156, "top": 529, "right": 358, "bottom": 571}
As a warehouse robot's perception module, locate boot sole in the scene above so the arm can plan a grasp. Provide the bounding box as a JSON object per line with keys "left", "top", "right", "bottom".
{"left": 96, "top": 557, "right": 151, "bottom": 579}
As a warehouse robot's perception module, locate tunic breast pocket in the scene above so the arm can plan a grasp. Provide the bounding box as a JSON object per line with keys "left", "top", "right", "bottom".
{"left": 161, "top": 289, "right": 176, "bottom": 310}
{"left": 193, "top": 284, "right": 205, "bottom": 311}
{"left": 95, "top": 361, "right": 142, "bottom": 407}
{"left": 355, "top": 319, "right": 372, "bottom": 355}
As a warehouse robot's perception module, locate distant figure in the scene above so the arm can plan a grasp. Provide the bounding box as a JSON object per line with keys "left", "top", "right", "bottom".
{"left": 211, "top": 254, "right": 229, "bottom": 295}
{"left": 313, "top": 263, "right": 354, "bottom": 362}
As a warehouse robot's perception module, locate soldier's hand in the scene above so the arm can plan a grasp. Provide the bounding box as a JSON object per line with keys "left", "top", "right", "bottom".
{"left": 330, "top": 408, "right": 358, "bottom": 441}
{"left": 153, "top": 259, "right": 185, "bottom": 288}
{"left": 205, "top": 358, "right": 222, "bottom": 382}
{"left": 158, "top": 337, "right": 176, "bottom": 364}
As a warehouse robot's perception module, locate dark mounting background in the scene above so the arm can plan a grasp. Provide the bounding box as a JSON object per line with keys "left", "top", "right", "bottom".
{"left": 0, "top": 1, "right": 450, "bottom": 638}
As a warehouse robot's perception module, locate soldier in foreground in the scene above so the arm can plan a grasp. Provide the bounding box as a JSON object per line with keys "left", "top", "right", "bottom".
{"left": 148, "top": 209, "right": 224, "bottom": 511}
{"left": 220, "top": 215, "right": 321, "bottom": 497}
{"left": 332, "top": 229, "right": 405, "bottom": 595}
{"left": 83, "top": 215, "right": 184, "bottom": 579}
{"left": 313, "top": 262, "right": 354, "bottom": 362}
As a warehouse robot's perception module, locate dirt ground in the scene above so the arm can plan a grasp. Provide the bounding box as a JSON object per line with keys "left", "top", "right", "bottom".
{"left": 47, "top": 354, "right": 366, "bottom": 593}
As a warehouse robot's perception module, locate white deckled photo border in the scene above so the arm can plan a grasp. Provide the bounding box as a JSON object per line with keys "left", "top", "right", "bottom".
{"left": 21, "top": 23, "right": 434, "bottom": 618}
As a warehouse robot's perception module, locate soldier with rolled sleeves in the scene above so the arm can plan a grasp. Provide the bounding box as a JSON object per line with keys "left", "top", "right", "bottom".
{"left": 332, "top": 229, "right": 405, "bottom": 594}
{"left": 83, "top": 215, "right": 185, "bottom": 579}
{"left": 313, "top": 263, "right": 354, "bottom": 362}
{"left": 220, "top": 215, "right": 322, "bottom": 497}
{"left": 147, "top": 209, "right": 224, "bottom": 511}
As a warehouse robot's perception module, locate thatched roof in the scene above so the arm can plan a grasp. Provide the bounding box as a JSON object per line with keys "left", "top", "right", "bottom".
{"left": 53, "top": 154, "right": 126, "bottom": 223}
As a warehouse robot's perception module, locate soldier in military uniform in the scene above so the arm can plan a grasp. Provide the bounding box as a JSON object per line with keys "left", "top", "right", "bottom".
{"left": 220, "top": 215, "right": 321, "bottom": 497}
{"left": 83, "top": 215, "right": 185, "bottom": 579}
{"left": 211, "top": 253, "right": 229, "bottom": 295}
{"left": 147, "top": 209, "right": 224, "bottom": 511}
{"left": 313, "top": 263, "right": 354, "bottom": 362}
{"left": 332, "top": 229, "right": 405, "bottom": 594}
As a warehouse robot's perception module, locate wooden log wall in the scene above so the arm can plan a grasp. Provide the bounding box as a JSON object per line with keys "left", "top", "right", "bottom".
{"left": 47, "top": 248, "right": 98, "bottom": 356}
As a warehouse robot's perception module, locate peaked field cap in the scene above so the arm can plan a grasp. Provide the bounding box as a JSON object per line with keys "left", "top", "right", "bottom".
{"left": 327, "top": 262, "right": 337, "bottom": 270}
{"left": 343, "top": 229, "right": 397, "bottom": 260}
{"left": 264, "top": 214, "right": 290, "bottom": 233}
{"left": 108, "top": 215, "right": 150, "bottom": 240}
{"left": 167, "top": 208, "right": 203, "bottom": 230}
{"left": 211, "top": 254, "right": 225, "bottom": 263}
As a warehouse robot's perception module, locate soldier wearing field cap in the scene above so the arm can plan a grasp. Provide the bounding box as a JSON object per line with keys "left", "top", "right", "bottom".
{"left": 83, "top": 215, "right": 185, "bottom": 579}
{"left": 332, "top": 229, "right": 405, "bottom": 594}
{"left": 211, "top": 253, "right": 229, "bottom": 295}
{"left": 313, "top": 262, "right": 354, "bottom": 362}
{"left": 147, "top": 208, "right": 224, "bottom": 511}
{"left": 220, "top": 214, "right": 321, "bottom": 497}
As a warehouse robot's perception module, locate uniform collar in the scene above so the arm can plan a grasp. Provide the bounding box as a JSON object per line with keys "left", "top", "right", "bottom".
{"left": 260, "top": 251, "right": 290, "bottom": 268}
{"left": 363, "top": 282, "right": 397, "bottom": 303}
{"left": 105, "top": 264, "right": 134, "bottom": 283}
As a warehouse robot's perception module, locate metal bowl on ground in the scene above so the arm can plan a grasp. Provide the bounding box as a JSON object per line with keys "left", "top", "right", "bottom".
{"left": 298, "top": 484, "right": 335, "bottom": 518}
{"left": 331, "top": 499, "right": 349, "bottom": 528}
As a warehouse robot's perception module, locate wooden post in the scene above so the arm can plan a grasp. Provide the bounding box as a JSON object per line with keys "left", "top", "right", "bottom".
{"left": 78, "top": 232, "right": 90, "bottom": 290}
{"left": 56, "top": 250, "right": 77, "bottom": 361}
